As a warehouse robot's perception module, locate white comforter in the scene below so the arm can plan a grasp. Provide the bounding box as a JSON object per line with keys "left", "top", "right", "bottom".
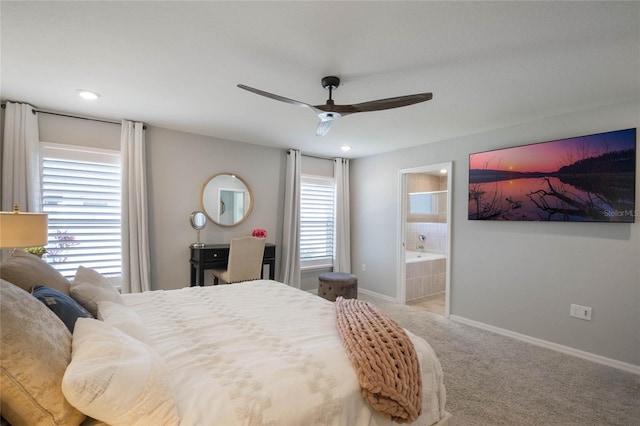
{"left": 122, "top": 280, "right": 447, "bottom": 426}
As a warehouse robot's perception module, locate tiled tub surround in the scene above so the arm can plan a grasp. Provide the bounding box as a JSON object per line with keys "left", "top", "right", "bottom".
{"left": 406, "top": 222, "right": 447, "bottom": 253}
{"left": 405, "top": 251, "right": 446, "bottom": 301}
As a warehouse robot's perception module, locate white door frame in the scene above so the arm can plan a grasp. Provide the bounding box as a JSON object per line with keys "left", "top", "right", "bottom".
{"left": 397, "top": 162, "right": 453, "bottom": 316}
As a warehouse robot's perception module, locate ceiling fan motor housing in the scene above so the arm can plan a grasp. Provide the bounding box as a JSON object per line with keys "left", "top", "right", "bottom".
{"left": 321, "top": 76, "right": 340, "bottom": 90}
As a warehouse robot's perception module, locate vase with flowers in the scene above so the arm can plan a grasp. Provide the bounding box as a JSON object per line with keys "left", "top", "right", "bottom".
{"left": 251, "top": 228, "right": 267, "bottom": 239}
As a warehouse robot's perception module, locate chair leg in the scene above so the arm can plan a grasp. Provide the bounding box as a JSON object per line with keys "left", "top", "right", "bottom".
{"left": 213, "top": 276, "right": 219, "bottom": 285}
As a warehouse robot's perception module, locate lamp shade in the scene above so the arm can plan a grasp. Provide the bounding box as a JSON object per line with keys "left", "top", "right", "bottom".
{"left": 0, "top": 207, "right": 48, "bottom": 248}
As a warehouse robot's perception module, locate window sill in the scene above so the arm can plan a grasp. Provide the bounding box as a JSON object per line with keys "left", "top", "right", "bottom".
{"left": 301, "top": 264, "right": 333, "bottom": 272}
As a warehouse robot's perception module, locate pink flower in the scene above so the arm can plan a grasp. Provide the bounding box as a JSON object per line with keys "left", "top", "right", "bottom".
{"left": 252, "top": 228, "right": 267, "bottom": 238}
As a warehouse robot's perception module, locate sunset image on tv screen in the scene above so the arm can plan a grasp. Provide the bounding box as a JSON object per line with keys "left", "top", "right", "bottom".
{"left": 468, "top": 128, "right": 636, "bottom": 222}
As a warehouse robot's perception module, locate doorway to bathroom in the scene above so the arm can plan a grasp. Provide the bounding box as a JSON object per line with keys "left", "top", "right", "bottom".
{"left": 397, "top": 162, "right": 452, "bottom": 316}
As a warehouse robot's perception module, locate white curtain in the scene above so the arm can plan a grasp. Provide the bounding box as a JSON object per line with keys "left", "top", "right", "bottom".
{"left": 120, "top": 120, "right": 151, "bottom": 293}
{"left": 1, "top": 102, "right": 41, "bottom": 213}
{"left": 279, "top": 149, "right": 301, "bottom": 287}
{"left": 333, "top": 158, "right": 351, "bottom": 272}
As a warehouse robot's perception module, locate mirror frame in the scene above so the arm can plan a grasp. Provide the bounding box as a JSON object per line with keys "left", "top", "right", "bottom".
{"left": 201, "top": 173, "right": 254, "bottom": 227}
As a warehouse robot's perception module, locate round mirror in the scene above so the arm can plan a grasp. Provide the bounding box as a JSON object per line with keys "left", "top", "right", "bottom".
{"left": 189, "top": 211, "right": 207, "bottom": 248}
{"left": 190, "top": 211, "right": 207, "bottom": 230}
{"left": 201, "top": 173, "right": 253, "bottom": 227}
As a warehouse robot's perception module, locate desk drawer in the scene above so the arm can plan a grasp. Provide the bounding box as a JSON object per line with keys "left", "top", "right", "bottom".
{"left": 203, "top": 248, "right": 228, "bottom": 263}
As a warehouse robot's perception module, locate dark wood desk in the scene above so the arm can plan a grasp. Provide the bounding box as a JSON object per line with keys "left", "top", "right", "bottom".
{"left": 189, "top": 243, "right": 276, "bottom": 286}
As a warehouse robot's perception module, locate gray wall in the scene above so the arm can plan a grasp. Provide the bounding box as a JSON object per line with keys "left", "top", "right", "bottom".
{"left": 39, "top": 113, "right": 121, "bottom": 150}
{"left": 144, "top": 127, "right": 286, "bottom": 290}
{"left": 35, "top": 114, "right": 337, "bottom": 291}
{"left": 350, "top": 100, "right": 640, "bottom": 366}
{"left": 15, "top": 100, "right": 640, "bottom": 366}
{"left": 37, "top": 115, "right": 287, "bottom": 290}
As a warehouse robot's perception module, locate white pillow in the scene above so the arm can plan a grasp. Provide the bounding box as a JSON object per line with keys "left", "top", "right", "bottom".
{"left": 97, "top": 300, "right": 148, "bottom": 343}
{"left": 70, "top": 266, "right": 124, "bottom": 316}
{"left": 62, "top": 318, "right": 179, "bottom": 426}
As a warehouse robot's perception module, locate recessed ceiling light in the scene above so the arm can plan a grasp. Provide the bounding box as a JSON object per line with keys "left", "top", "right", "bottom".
{"left": 341, "top": 145, "right": 351, "bottom": 152}
{"left": 440, "top": 169, "right": 447, "bottom": 174}
{"left": 77, "top": 89, "right": 100, "bottom": 100}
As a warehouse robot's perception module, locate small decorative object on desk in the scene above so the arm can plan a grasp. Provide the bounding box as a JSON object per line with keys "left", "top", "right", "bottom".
{"left": 252, "top": 228, "right": 267, "bottom": 238}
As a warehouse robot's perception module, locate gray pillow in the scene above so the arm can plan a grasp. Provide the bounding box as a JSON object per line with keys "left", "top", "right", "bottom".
{"left": 0, "top": 279, "right": 85, "bottom": 426}
{"left": 0, "top": 250, "right": 71, "bottom": 294}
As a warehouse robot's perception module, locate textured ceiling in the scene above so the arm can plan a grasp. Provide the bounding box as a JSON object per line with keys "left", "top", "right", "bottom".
{"left": 2, "top": 1, "right": 638, "bottom": 158}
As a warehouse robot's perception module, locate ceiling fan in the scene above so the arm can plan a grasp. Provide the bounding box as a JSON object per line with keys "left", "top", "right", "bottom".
{"left": 237, "top": 76, "right": 433, "bottom": 136}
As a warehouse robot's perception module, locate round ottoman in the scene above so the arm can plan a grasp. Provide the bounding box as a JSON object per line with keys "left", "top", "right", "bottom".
{"left": 318, "top": 272, "right": 358, "bottom": 302}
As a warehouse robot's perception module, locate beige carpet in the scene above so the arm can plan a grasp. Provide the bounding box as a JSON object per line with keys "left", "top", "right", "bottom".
{"left": 359, "top": 294, "right": 640, "bottom": 426}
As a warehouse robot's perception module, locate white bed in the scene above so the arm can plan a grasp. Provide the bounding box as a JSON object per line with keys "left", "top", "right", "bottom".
{"left": 0, "top": 252, "right": 449, "bottom": 426}
{"left": 121, "top": 280, "right": 449, "bottom": 426}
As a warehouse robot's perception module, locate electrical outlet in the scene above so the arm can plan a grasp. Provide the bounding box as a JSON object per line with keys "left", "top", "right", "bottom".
{"left": 570, "top": 304, "right": 592, "bottom": 321}
{"left": 361, "top": 264, "right": 366, "bottom": 272}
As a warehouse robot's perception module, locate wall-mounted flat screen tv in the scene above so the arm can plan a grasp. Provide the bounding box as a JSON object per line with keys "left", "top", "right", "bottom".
{"left": 468, "top": 128, "right": 636, "bottom": 222}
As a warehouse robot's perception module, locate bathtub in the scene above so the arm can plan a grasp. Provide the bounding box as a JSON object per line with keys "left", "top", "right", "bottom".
{"left": 405, "top": 250, "right": 446, "bottom": 263}
{"left": 405, "top": 251, "right": 447, "bottom": 301}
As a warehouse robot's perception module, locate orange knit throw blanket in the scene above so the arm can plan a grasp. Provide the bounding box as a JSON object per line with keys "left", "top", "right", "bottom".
{"left": 334, "top": 297, "right": 422, "bottom": 424}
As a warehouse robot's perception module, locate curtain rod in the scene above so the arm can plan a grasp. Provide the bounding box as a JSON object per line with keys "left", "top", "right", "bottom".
{"left": 288, "top": 149, "right": 337, "bottom": 161}
{"left": 303, "top": 153, "right": 336, "bottom": 161}
{"left": 1, "top": 103, "right": 146, "bottom": 129}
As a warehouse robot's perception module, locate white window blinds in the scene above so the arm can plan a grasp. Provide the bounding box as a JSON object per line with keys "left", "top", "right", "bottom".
{"left": 40, "top": 143, "right": 122, "bottom": 279}
{"left": 300, "top": 175, "right": 335, "bottom": 268}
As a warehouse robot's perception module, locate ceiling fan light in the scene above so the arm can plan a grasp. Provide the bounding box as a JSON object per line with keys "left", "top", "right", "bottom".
{"left": 316, "top": 120, "right": 333, "bottom": 136}
{"left": 318, "top": 111, "right": 341, "bottom": 121}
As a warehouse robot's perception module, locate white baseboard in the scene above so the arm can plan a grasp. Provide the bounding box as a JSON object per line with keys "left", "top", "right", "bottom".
{"left": 450, "top": 315, "right": 640, "bottom": 376}
{"left": 307, "top": 287, "right": 398, "bottom": 304}
{"left": 357, "top": 287, "right": 399, "bottom": 303}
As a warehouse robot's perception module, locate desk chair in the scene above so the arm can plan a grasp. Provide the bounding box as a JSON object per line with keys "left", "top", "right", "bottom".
{"left": 212, "top": 236, "right": 266, "bottom": 284}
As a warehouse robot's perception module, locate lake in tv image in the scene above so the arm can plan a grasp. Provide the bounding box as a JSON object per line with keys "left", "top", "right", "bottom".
{"left": 468, "top": 128, "right": 636, "bottom": 222}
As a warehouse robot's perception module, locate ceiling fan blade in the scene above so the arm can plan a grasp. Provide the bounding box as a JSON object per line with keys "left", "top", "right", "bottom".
{"left": 316, "top": 92, "right": 433, "bottom": 115}
{"left": 237, "top": 84, "right": 316, "bottom": 110}
{"left": 239, "top": 76, "right": 432, "bottom": 136}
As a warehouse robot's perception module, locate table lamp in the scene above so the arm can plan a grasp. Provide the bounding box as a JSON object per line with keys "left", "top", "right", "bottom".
{"left": 0, "top": 204, "right": 48, "bottom": 249}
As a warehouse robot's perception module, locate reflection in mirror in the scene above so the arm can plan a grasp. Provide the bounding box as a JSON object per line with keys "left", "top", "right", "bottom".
{"left": 189, "top": 211, "right": 207, "bottom": 248}
{"left": 201, "top": 173, "right": 253, "bottom": 227}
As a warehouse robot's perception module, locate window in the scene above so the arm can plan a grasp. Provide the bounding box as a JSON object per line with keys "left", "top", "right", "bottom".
{"left": 300, "top": 175, "right": 335, "bottom": 269}
{"left": 40, "top": 143, "right": 122, "bottom": 281}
